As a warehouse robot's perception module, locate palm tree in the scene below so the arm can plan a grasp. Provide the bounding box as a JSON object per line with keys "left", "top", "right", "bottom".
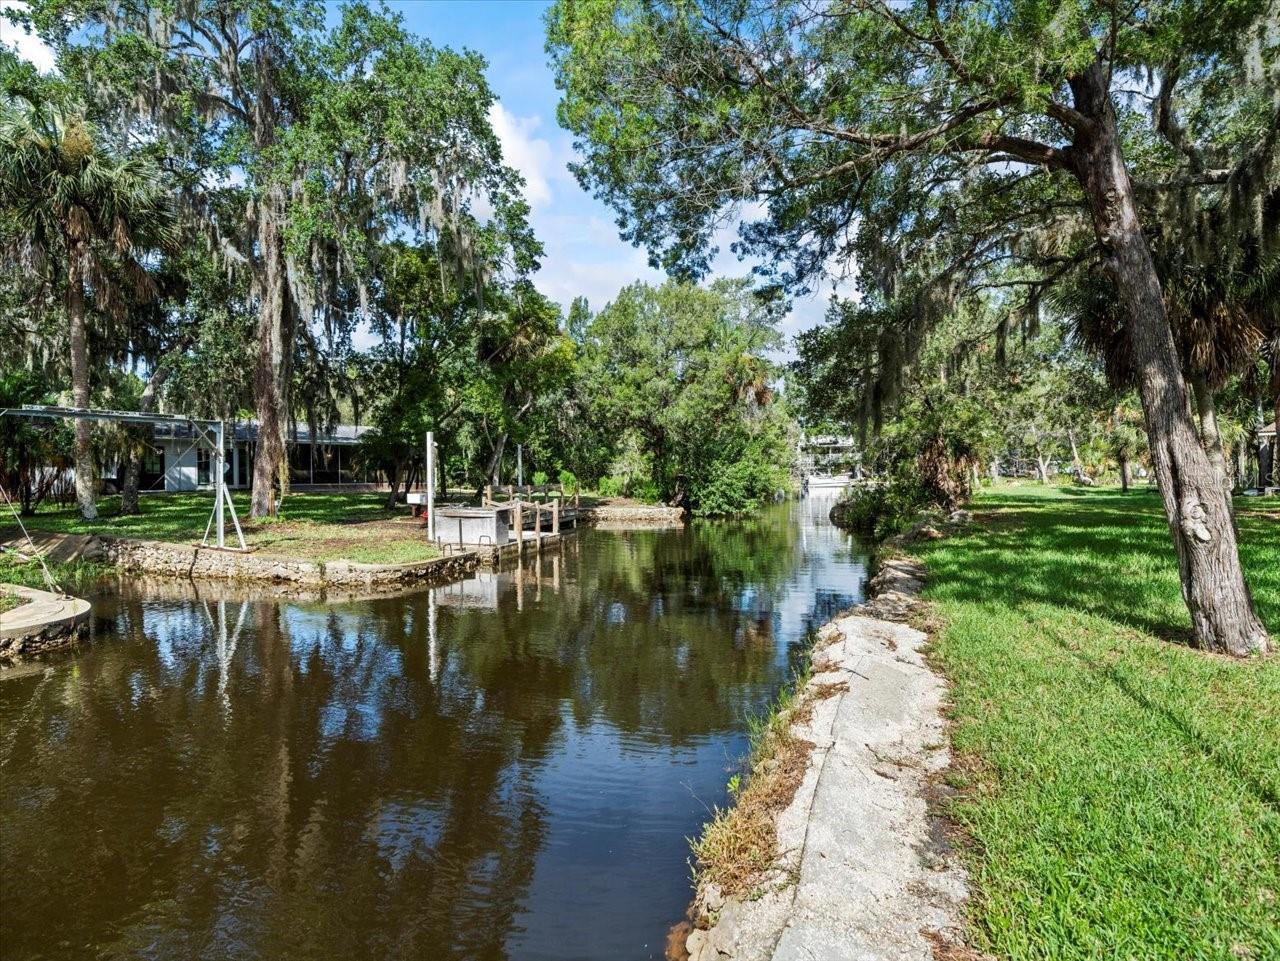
{"left": 0, "top": 87, "right": 175, "bottom": 519}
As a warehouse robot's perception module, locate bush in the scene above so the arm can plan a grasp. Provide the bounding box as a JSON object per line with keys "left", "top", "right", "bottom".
{"left": 597, "top": 475, "right": 624, "bottom": 498}
{"left": 831, "top": 466, "right": 937, "bottom": 540}
{"left": 632, "top": 479, "right": 661, "bottom": 504}
{"left": 692, "top": 457, "right": 783, "bottom": 516}
{"left": 532, "top": 470, "right": 549, "bottom": 487}
{"left": 558, "top": 468, "right": 579, "bottom": 495}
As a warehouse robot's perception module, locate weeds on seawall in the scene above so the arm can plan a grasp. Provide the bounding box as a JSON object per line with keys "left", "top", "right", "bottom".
{"left": 909, "top": 486, "right": 1279, "bottom": 961}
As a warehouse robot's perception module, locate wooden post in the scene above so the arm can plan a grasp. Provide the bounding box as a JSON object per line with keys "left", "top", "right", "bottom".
{"left": 552, "top": 498, "right": 560, "bottom": 535}
{"left": 484, "top": 484, "right": 492, "bottom": 506}
{"left": 515, "top": 501, "right": 523, "bottom": 547}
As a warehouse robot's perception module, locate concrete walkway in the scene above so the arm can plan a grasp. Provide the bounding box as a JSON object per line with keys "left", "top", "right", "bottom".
{"left": 685, "top": 561, "right": 969, "bottom": 961}
{"left": 1, "top": 585, "right": 92, "bottom": 658}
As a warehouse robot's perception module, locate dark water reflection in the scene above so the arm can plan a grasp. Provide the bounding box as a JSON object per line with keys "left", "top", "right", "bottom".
{"left": 0, "top": 499, "right": 867, "bottom": 961}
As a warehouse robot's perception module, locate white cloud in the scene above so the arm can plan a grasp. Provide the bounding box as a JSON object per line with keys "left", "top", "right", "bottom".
{"left": 488, "top": 102, "right": 556, "bottom": 209}
{"left": 1, "top": 2, "right": 55, "bottom": 73}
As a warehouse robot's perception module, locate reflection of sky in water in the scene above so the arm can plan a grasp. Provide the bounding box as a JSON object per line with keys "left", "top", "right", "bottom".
{"left": 763, "top": 497, "right": 868, "bottom": 652}
{"left": 368, "top": 800, "right": 447, "bottom": 874}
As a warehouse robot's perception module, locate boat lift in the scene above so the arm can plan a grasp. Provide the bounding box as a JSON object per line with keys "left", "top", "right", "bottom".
{"left": 0, "top": 404, "right": 248, "bottom": 551}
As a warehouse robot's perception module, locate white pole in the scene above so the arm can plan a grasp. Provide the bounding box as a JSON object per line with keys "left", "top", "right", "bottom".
{"left": 425, "top": 430, "right": 436, "bottom": 542}
{"left": 517, "top": 444, "right": 523, "bottom": 487}
{"left": 215, "top": 421, "right": 225, "bottom": 549}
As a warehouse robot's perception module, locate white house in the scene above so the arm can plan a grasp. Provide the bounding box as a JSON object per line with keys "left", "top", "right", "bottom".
{"left": 135, "top": 422, "right": 379, "bottom": 493}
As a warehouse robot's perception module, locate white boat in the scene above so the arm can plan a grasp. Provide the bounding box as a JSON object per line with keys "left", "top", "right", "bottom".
{"left": 805, "top": 473, "right": 852, "bottom": 493}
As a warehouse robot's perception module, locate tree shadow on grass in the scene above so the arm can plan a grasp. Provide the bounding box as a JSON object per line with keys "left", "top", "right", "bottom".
{"left": 920, "top": 489, "right": 1280, "bottom": 647}
{"left": 1046, "top": 628, "right": 1280, "bottom": 810}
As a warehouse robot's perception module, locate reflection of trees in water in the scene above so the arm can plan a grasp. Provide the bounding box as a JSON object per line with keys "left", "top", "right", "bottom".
{"left": 1, "top": 590, "right": 552, "bottom": 961}
{"left": 444, "top": 516, "right": 803, "bottom": 746}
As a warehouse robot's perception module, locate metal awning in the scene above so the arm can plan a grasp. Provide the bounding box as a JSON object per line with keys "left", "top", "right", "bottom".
{"left": 7, "top": 404, "right": 222, "bottom": 427}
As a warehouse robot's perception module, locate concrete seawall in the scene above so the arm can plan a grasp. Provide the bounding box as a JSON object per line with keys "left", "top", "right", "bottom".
{"left": 1, "top": 586, "right": 92, "bottom": 659}
{"left": 681, "top": 555, "right": 969, "bottom": 961}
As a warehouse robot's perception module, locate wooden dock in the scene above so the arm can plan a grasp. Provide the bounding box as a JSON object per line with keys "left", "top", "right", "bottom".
{"left": 482, "top": 484, "right": 583, "bottom": 537}
{"left": 428, "top": 484, "right": 582, "bottom": 567}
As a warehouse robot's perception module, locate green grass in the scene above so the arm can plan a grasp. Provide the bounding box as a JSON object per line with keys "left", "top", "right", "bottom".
{"left": 0, "top": 553, "right": 113, "bottom": 593}
{"left": 910, "top": 485, "right": 1279, "bottom": 961}
{"left": 1, "top": 492, "right": 439, "bottom": 567}
{"left": 0, "top": 590, "right": 22, "bottom": 613}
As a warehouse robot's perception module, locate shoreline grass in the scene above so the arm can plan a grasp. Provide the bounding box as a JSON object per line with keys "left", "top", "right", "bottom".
{"left": 691, "top": 646, "right": 819, "bottom": 900}
{"left": 910, "top": 485, "right": 1279, "bottom": 961}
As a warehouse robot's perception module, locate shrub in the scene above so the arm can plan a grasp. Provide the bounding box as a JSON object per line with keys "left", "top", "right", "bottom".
{"left": 532, "top": 470, "right": 549, "bottom": 487}
{"left": 632, "top": 479, "right": 661, "bottom": 504}
{"left": 692, "top": 456, "right": 783, "bottom": 516}
{"left": 558, "top": 468, "right": 579, "bottom": 495}
{"left": 597, "top": 475, "right": 624, "bottom": 498}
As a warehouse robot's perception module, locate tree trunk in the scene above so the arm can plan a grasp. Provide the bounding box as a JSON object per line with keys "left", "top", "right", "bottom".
{"left": 1035, "top": 454, "right": 1050, "bottom": 484}
{"left": 1191, "top": 375, "right": 1230, "bottom": 493}
{"left": 1069, "top": 62, "right": 1268, "bottom": 655}
{"left": 67, "top": 252, "right": 97, "bottom": 520}
{"left": 1272, "top": 392, "right": 1280, "bottom": 487}
{"left": 486, "top": 432, "right": 507, "bottom": 486}
{"left": 990, "top": 455, "right": 1000, "bottom": 480}
{"left": 384, "top": 462, "right": 401, "bottom": 510}
{"left": 1068, "top": 429, "right": 1084, "bottom": 478}
{"left": 250, "top": 197, "right": 293, "bottom": 519}
{"left": 122, "top": 359, "right": 174, "bottom": 514}
{"left": 1119, "top": 453, "right": 1131, "bottom": 492}
{"left": 121, "top": 443, "right": 143, "bottom": 514}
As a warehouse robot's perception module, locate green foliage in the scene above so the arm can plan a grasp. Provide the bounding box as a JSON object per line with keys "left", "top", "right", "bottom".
{"left": 596, "top": 475, "right": 624, "bottom": 498}
{"left": 532, "top": 470, "right": 549, "bottom": 487}
{"left": 574, "top": 278, "right": 795, "bottom": 514}
{"left": 692, "top": 456, "right": 783, "bottom": 518}
{"left": 0, "top": 367, "right": 70, "bottom": 514}
{"left": 557, "top": 468, "right": 578, "bottom": 495}
{"left": 630, "top": 479, "right": 661, "bottom": 504}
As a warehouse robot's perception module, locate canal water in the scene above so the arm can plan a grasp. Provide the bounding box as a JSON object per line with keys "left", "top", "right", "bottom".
{"left": 0, "top": 499, "right": 867, "bottom": 961}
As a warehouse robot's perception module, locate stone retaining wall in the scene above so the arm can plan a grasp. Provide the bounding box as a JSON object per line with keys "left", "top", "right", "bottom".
{"left": 580, "top": 504, "right": 686, "bottom": 525}
{"left": 100, "top": 536, "right": 478, "bottom": 591}
{"left": 680, "top": 553, "right": 953, "bottom": 961}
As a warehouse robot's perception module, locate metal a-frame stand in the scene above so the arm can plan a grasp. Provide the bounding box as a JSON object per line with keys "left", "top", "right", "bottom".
{"left": 1, "top": 405, "right": 248, "bottom": 551}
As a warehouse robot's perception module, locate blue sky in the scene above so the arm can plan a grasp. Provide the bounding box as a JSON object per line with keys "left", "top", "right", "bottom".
{"left": 0, "top": 0, "right": 842, "bottom": 353}
{"left": 388, "top": 1, "right": 840, "bottom": 351}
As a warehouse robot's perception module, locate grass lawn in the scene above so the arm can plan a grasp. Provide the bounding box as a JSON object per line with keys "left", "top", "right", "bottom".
{"left": 909, "top": 485, "right": 1279, "bottom": 961}
{"left": 0, "top": 590, "right": 23, "bottom": 614}
{"left": 1, "top": 492, "right": 439, "bottom": 567}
